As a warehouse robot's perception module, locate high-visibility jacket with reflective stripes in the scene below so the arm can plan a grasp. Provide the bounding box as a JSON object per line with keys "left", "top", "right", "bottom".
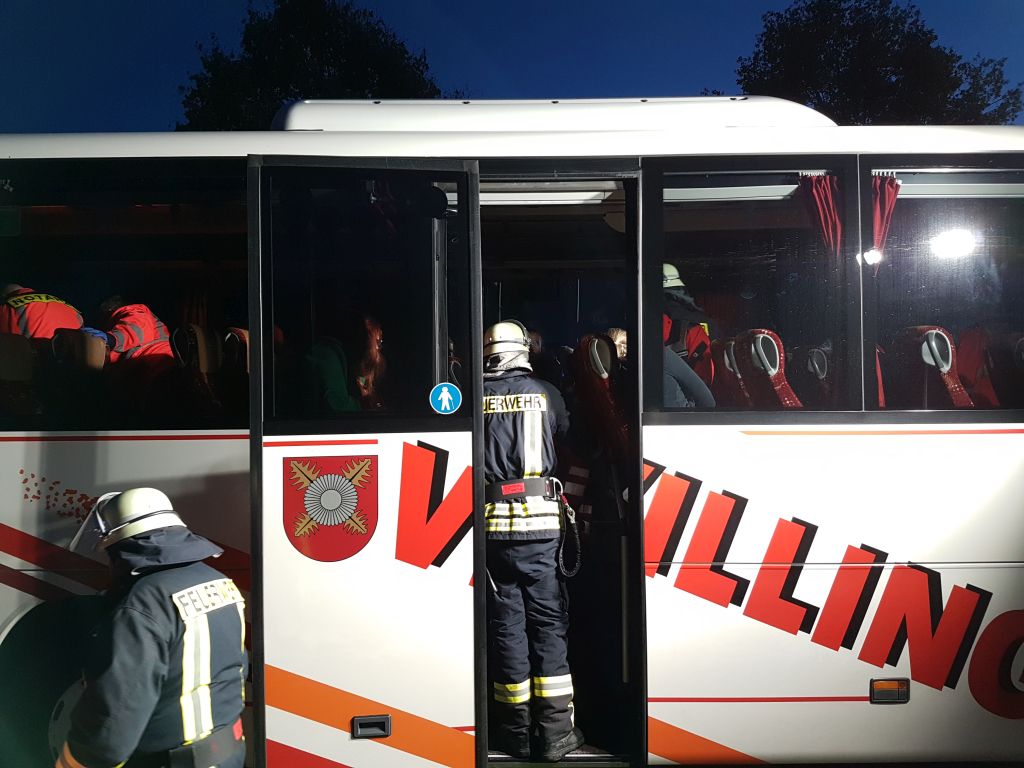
{"left": 105, "top": 304, "right": 173, "bottom": 363}
{"left": 483, "top": 371, "right": 561, "bottom": 540}
{"left": 0, "top": 287, "right": 82, "bottom": 339}
{"left": 59, "top": 558, "right": 247, "bottom": 768}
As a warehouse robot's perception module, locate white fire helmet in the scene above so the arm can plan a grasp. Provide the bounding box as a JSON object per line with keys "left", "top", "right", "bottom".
{"left": 663, "top": 263, "right": 686, "bottom": 289}
{"left": 483, "top": 320, "right": 530, "bottom": 358}
{"left": 70, "top": 487, "right": 186, "bottom": 552}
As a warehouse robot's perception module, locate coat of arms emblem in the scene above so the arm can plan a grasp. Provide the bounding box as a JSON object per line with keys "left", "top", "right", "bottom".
{"left": 282, "top": 455, "right": 378, "bottom": 562}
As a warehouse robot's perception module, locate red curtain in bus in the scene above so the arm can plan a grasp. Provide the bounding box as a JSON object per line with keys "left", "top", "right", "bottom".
{"left": 871, "top": 173, "right": 901, "bottom": 407}
{"left": 872, "top": 173, "right": 901, "bottom": 256}
{"left": 799, "top": 173, "right": 842, "bottom": 258}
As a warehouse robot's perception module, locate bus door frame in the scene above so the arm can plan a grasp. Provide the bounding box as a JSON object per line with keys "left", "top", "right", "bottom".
{"left": 246, "top": 155, "right": 486, "bottom": 768}
{"left": 478, "top": 158, "right": 647, "bottom": 766}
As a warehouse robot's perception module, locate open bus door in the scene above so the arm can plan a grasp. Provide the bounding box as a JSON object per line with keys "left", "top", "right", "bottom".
{"left": 248, "top": 157, "right": 485, "bottom": 768}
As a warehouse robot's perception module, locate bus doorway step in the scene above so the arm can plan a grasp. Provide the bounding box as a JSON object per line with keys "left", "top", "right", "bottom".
{"left": 488, "top": 743, "right": 628, "bottom": 765}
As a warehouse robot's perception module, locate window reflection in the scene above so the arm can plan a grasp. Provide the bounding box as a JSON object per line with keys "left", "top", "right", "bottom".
{"left": 871, "top": 170, "right": 1024, "bottom": 410}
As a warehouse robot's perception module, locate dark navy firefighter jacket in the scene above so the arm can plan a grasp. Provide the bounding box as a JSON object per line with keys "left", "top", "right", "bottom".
{"left": 483, "top": 371, "right": 562, "bottom": 540}
{"left": 58, "top": 527, "right": 247, "bottom": 768}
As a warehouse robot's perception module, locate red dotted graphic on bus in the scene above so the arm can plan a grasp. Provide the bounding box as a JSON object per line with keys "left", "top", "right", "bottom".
{"left": 18, "top": 468, "right": 98, "bottom": 522}
{"left": 283, "top": 456, "right": 378, "bottom": 562}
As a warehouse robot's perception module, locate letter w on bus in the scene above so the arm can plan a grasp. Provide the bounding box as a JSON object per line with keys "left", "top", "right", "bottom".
{"left": 396, "top": 442, "right": 473, "bottom": 569}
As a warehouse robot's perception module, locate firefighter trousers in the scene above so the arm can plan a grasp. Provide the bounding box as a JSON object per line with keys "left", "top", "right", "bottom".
{"left": 487, "top": 537, "right": 574, "bottom": 749}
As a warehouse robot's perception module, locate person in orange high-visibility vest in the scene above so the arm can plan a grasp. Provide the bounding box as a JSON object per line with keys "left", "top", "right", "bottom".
{"left": 100, "top": 296, "right": 174, "bottom": 366}
{"left": 97, "top": 297, "right": 177, "bottom": 414}
{"left": 0, "top": 283, "right": 83, "bottom": 339}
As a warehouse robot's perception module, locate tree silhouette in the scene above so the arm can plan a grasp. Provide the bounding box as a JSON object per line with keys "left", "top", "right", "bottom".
{"left": 736, "top": 0, "right": 1022, "bottom": 125}
{"left": 178, "top": 0, "right": 442, "bottom": 130}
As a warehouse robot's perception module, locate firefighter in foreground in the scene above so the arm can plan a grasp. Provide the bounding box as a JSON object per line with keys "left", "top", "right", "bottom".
{"left": 57, "top": 488, "right": 246, "bottom": 768}
{"left": 483, "top": 320, "right": 584, "bottom": 761}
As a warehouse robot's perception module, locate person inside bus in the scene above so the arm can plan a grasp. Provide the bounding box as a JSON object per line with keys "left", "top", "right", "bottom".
{"left": 482, "top": 320, "right": 584, "bottom": 762}
{"left": 0, "top": 282, "right": 83, "bottom": 339}
{"left": 301, "top": 308, "right": 387, "bottom": 414}
{"left": 526, "top": 325, "right": 570, "bottom": 437}
{"left": 663, "top": 319, "right": 716, "bottom": 408}
{"left": 92, "top": 295, "right": 177, "bottom": 422}
{"left": 662, "top": 263, "right": 715, "bottom": 386}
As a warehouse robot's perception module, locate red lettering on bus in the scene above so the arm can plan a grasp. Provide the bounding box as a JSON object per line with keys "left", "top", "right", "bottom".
{"left": 643, "top": 471, "right": 700, "bottom": 578}
{"left": 674, "top": 491, "right": 749, "bottom": 607}
{"left": 968, "top": 610, "right": 1024, "bottom": 719}
{"left": 396, "top": 441, "right": 473, "bottom": 569}
{"left": 811, "top": 545, "right": 887, "bottom": 651}
{"left": 743, "top": 518, "right": 819, "bottom": 635}
{"left": 858, "top": 565, "right": 991, "bottom": 690}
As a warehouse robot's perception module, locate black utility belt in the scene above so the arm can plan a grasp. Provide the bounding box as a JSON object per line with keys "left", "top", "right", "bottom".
{"left": 485, "top": 476, "right": 562, "bottom": 503}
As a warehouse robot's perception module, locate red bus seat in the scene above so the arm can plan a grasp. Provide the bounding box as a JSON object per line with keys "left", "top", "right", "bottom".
{"left": 0, "top": 333, "right": 41, "bottom": 416}
{"left": 710, "top": 338, "right": 752, "bottom": 408}
{"left": 889, "top": 325, "right": 973, "bottom": 409}
{"left": 732, "top": 329, "right": 802, "bottom": 409}
{"left": 787, "top": 344, "right": 831, "bottom": 408}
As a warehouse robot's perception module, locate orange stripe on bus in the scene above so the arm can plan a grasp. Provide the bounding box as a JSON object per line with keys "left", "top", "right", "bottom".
{"left": 648, "top": 716, "right": 763, "bottom": 764}
{"left": 742, "top": 429, "right": 1024, "bottom": 436}
{"left": 265, "top": 665, "right": 474, "bottom": 768}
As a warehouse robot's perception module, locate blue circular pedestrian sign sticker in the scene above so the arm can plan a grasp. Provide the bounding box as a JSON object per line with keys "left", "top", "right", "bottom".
{"left": 429, "top": 382, "right": 462, "bottom": 414}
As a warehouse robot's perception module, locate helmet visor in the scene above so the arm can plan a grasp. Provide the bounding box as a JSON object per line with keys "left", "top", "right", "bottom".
{"left": 68, "top": 492, "right": 120, "bottom": 554}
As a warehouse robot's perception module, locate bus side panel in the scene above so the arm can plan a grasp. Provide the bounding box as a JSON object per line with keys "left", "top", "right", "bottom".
{"left": 642, "top": 423, "right": 1024, "bottom": 764}
{"left": 0, "top": 432, "right": 250, "bottom": 766}
{"left": 260, "top": 431, "right": 475, "bottom": 768}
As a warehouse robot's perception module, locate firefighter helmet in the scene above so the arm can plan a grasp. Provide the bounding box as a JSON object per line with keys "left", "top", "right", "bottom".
{"left": 663, "top": 263, "right": 685, "bottom": 289}
{"left": 483, "top": 320, "right": 530, "bottom": 358}
{"left": 92, "top": 487, "right": 186, "bottom": 549}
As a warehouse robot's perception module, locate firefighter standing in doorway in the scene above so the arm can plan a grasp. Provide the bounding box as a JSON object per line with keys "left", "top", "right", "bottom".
{"left": 57, "top": 488, "right": 246, "bottom": 768}
{"left": 483, "top": 320, "right": 584, "bottom": 762}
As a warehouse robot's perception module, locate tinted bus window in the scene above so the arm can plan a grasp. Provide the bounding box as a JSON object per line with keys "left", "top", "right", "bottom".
{"left": 868, "top": 169, "right": 1024, "bottom": 410}
{"left": 0, "top": 159, "right": 248, "bottom": 430}
{"left": 649, "top": 169, "right": 851, "bottom": 411}
{"left": 262, "top": 167, "right": 470, "bottom": 429}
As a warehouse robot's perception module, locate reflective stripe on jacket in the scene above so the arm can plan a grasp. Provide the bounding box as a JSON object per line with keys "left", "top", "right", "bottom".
{"left": 483, "top": 371, "right": 560, "bottom": 540}
{"left": 105, "top": 304, "right": 173, "bottom": 363}
{"left": 60, "top": 559, "right": 247, "bottom": 767}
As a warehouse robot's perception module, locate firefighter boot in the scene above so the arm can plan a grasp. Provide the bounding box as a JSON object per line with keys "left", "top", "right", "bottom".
{"left": 490, "top": 733, "right": 531, "bottom": 760}
{"left": 540, "top": 727, "right": 584, "bottom": 762}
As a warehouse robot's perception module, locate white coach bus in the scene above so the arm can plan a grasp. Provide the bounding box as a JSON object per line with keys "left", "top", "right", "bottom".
{"left": 0, "top": 97, "right": 1021, "bottom": 767}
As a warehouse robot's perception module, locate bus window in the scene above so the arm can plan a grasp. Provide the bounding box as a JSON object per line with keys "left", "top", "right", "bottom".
{"left": 648, "top": 169, "right": 852, "bottom": 411}
{"left": 262, "top": 168, "right": 470, "bottom": 427}
{"left": 867, "top": 169, "right": 1024, "bottom": 410}
{"left": 0, "top": 159, "right": 248, "bottom": 430}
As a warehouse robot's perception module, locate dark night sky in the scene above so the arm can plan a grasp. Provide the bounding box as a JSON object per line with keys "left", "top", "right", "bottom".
{"left": 2, "top": 0, "right": 1022, "bottom": 133}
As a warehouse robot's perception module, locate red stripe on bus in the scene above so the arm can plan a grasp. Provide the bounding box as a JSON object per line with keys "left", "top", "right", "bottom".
{"left": 742, "top": 429, "right": 1024, "bottom": 436}
{"left": 649, "top": 696, "right": 869, "bottom": 703}
{"left": 0, "top": 525, "right": 109, "bottom": 590}
{"left": 266, "top": 740, "right": 352, "bottom": 768}
{"left": 262, "top": 439, "right": 379, "bottom": 447}
{"left": 0, "top": 434, "right": 248, "bottom": 442}
{"left": 0, "top": 562, "right": 75, "bottom": 602}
